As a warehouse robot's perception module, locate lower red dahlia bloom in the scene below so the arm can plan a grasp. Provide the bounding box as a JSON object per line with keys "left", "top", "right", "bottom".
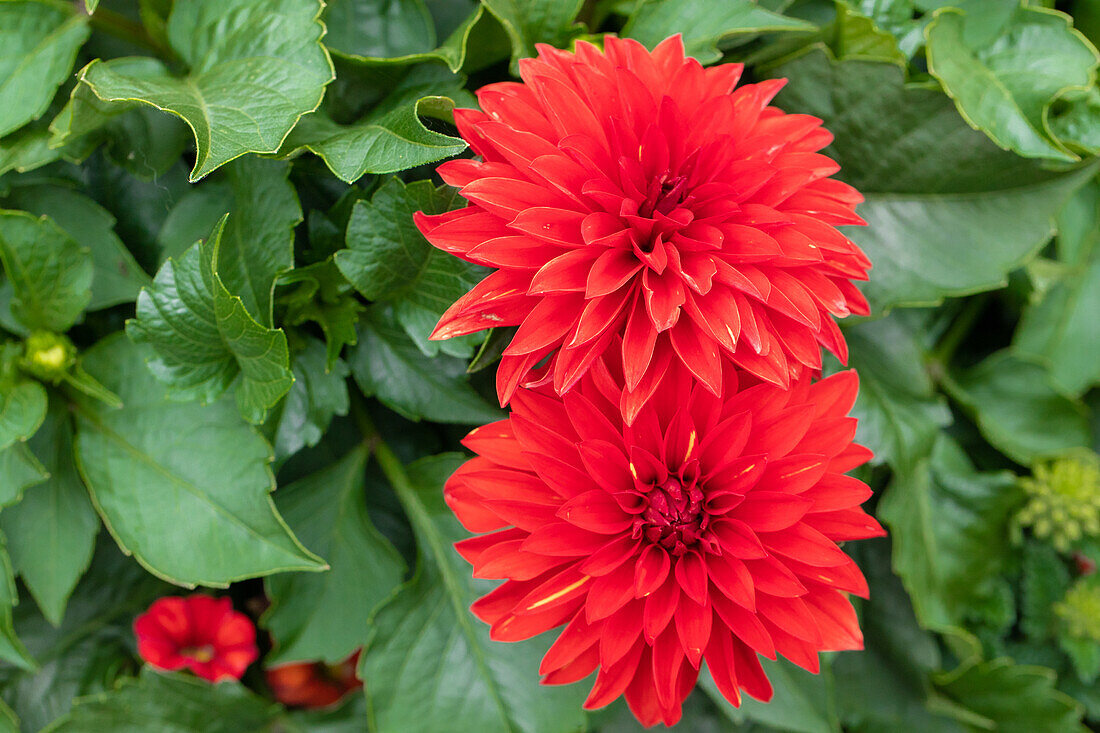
{"left": 447, "top": 356, "right": 883, "bottom": 726}
{"left": 417, "top": 34, "right": 870, "bottom": 420}
{"left": 265, "top": 651, "right": 362, "bottom": 708}
{"left": 134, "top": 595, "right": 258, "bottom": 683}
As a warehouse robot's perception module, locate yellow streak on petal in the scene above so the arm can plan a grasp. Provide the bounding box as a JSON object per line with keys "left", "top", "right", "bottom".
{"left": 687, "top": 430, "right": 697, "bottom": 456}
{"left": 525, "top": 575, "right": 591, "bottom": 611}
{"left": 629, "top": 463, "right": 638, "bottom": 480}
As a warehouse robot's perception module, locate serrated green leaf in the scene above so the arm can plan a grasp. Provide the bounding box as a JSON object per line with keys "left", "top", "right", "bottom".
{"left": 127, "top": 216, "right": 294, "bottom": 424}
{"left": 44, "top": 669, "right": 282, "bottom": 733}
{"left": 283, "top": 66, "right": 467, "bottom": 184}
{"left": 702, "top": 657, "right": 840, "bottom": 733}
{"left": 0, "top": 442, "right": 48, "bottom": 507}
{"left": 0, "top": 210, "right": 92, "bottom": 333}
{"left": 3, "top": 186, "right": 151, "bottom": 311}
{"left": 350, "top": 305, "right": 502, "bottom": 425}
{"left": 72, "top": 335, "right": 324, "bottom": 587}
{"left": 926, "top": 4, "right": 1098, "bottom": 162}
{"left": 836, "top": 315, "right": 952, "bottom": 471}
{"left": 361, "top": 452, "right": 588, "bottom": 733}
{"left": 277, "top": 260, "right": 362, "bottom": 370}
{"left": 336, "top": 177, "right": 485, "bottom": 357}
{"left": 61, "top": 0, "right": 334, "bottom": 181}
{"left": 1020, "top": 542, "right": 1071, "bottom": 640}
{"left": 623, "top": 0, "right": 814, "bottom": 64}
{"left": 0, "top": 396, "right": 99, "bottom": 626}
{"left": 879, "top": 435, "right": 1022, "bottom": 629}
{"left": 263, "top": 446, "right": 405, "bottom": 664}
{"left": 0, "top": 1, "right": 89, "bottom": 138}
{"left": 268, "top": 338, "right": 350, "bottom": 464}
{"left": 947, "top": 351, "right": 1090, "bottom": 465}
{"left": 934, "top": 658, "right": 1083, "bottom": 733}
{"left": 772, "top": 49, "right": 1097, "bottom": 312}
{"left": 481, "top": 0, "right": 584, "bottom": 70}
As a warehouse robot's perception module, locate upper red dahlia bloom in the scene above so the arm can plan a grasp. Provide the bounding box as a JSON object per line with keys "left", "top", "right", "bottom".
{"left": 416, "top": 34, "right": 870, "bottom": 421}
{"left": 446, "top": 355, "right": 883, "bottom": 727}
{"left": 134, "top": 594, "right": 258, "bottom": 683}
{"left": 265, "top": 651, "right": 362, "bottom": 708}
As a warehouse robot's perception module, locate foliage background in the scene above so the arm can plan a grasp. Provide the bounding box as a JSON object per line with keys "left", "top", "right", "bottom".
{"left": 0, "top": 0, "right": 1099, "bottom": 730}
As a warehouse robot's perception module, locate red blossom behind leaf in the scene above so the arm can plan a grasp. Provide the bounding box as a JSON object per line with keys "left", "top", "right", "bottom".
{"left": 265, "top": 651, "right": 362, "bottom": 708}
{"left": 417, "top": 35, "right": 870, "bottom": 422}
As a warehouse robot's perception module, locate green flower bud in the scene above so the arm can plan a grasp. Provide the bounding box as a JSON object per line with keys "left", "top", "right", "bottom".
{"left": 1056, "top": 577, "right": 1100, "bottom": 642}
{"left": 20, "top": 331, "right": 76, "bottom": 383}
{"left": 1015, "top": 452, "right": 1100, "bottom": 553}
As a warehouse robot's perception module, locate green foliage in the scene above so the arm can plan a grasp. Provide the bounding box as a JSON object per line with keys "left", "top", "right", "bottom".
{"left": 0, "top": 0, "right": 1097, "bottom": 730}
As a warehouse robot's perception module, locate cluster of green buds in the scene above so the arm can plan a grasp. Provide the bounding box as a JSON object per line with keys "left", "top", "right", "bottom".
{"left": 1056, "top": 577, "right": 1100, "bottom": 643}
{"left": 1015, "top": 452, "right": 1100, "bottom": 553}
{"left": 19, "top": 331, "right": 77, "bottom": 383}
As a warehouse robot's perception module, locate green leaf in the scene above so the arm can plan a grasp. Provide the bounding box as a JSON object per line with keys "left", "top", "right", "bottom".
{"left": 63, "top": 0, "right": 334, "bottom": 181}
{"left": 72, "top": 335, "right": 324, "bottom": 587}
{"left": 837, "top": 315, "right": 952, "bottom": 471}
{"left": 0, "top": 342, "right": 47, "bottom": 451}
{"left": 322, "top": 0, "right": 435, "bottom": 61}
{"left": 934, "top": 658, "right": 1083, "bottom": 733}
{"left": 878, "top": 435, "right": 1022, "bottom": 629}
{"left": 0, "top": 396, "right": 99, "bottom": 626}
{"left": 277, "top": 260, "right": 362, "bottom": 371}
{"left": 1049, "top": 86, "right": 1100, "bottom": 156}
{"left": 45, "top": 669, "right": 282, "bottom": 733}
{"left": 283, "top": 66, "right": 467, "bottom": 184}
{"left": 0, "top": 535, "right": 35, "bottom": 672}
{"left": 0, "top": 443, "right": 48, "bottom": 507}
{"left": 0, "top": 126, "right": 63, "bottom": 178}
{"left": 3, "top": 186, "right": 151, "bottom": 311}
{"left": 947, "top": 351, "right": 1090, "bottom": 465}
{"left": 702, "top": 657, "right": 840, "bottom": 733}
{"left": 127, "top": 216, "right": 294, "bottom": 424}
{"left": 829, "top": 1, "right": 907, "bottom": 66}
{"left": 263, "top": 446, "right": 405, "bottom": 664}
{"left": 0, "top": 210, "right": 92, "bottom": 333}
{"left": 623, "top": 0, "right": 814, "bottom": 64}
{"left": 350, "top": 305, "right": 502, "bottom": 425}
{"left": 771, "top": 49, "right": 1098, "bottom": 312}
{"left": 1020, "top": 542, "right": 1071, "bottom": 640}
{"left": 481, "top": 0, "right": 584, "bottom": 69}
{"left": 361, "top": 452, "right": 588, "bottom": 733}
{"left": 336, "top": 177, "right": 485, "bottom": 357}
{"left": 1015, "top": 182, "right": 1100, "bottom": 396}
{"left": 926, "top": 4, "right": 1099, "bottom": 162}
{"left": 267, "top": 338, "right": 350, "bottom": 463}
{"left": 0, "top": 1, "right": 89, "bottom": 137}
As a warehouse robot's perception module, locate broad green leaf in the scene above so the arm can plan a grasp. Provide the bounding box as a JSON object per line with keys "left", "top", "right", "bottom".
{"left": 350, "top": 305, "right": 502, "bottom": 425}
{"left": 934, "top": 659, "right": 1083, "bottom": 733}
{"left": 0, "top": 210, "right": 92, "bottom": 333}
{"left": 45, "top": 669, "right": 281, "bottom": 733}
{"left": 1015, "top": 183, "right": 1100, "bottom": 396}
{"left": 623, "top": 0, "right": 814, "bottom": 63}
{"left": 481, "top": 0, "right": 584, "bottom": 69}
{"left": 64, "top": 0, "right": 334, "bottom": 181}
{"left": 703, "top": 658, "right": 840, "bottom": 733}
{"left": 837, "top": 315, "right": 951, "bottom": 471}
{"left": 336, "top": 177, "right": 485, "bottom": 357}
{"left": 263, "top": 446, "right": 405, "bottom": 664}
{"left": 361, "top": 453, "right": 587, "bottom": 733}
{"left": 72, "top": 335, "right": 324, "bottom": 587}
{"left": 268, "top": 338, "right": 350, "bottom": 464}
{"left": 772, "top": 49, "right": 1097, "bottom": 312}
{"left": 277, "top": 260, "right": 362, "bottom": 370}
{"left": 0, "top": 342, "right": 47, "bottom": 451}
{"left": 3, "top": 186, "right": 151, "bottom": 311}
{"left": 947, "top": 351, "right": 1090, "bottom": 465}
{"left": 283, "top": 66, "right": 468, "bottom": 184}
{"left": 926, "top": 5, "right": 1098, "bottom": 162}
{"left": 878, "top": 435, "right": 1022, "bottom": 629}
{"left": 0, "top": 397, "right": 99, "bottom": 626}
{"left": 0, "top": 1, "right": 89, "bottom": 138}
{"left": 0, "top": 536, "right": 34, "bottom": 672}
{"left": 323, "top": 0, "right": 435, "bottom": 60}
{"left": 127, "top": 217, "right": 294, "bottom": 424}
{"left": 0, "top": 443, "right": 48, "bottom": 507}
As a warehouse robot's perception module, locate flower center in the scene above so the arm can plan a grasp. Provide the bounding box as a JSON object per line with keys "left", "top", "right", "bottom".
{"left": 181, "top": 644, "right": 216, "bottom": 663}
{"left": 637, "top": 477, "right": 707, "bottom": 555}
{"left": 638, "top": 173, "right": 689, "bottom": 220}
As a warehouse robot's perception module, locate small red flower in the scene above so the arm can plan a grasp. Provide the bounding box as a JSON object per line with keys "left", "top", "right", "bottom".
{"left": 417, "top": 35, "right": 870, "bottom": 421}
{"left": 446, "top": 354, "right": 883, "bottom": 726}
{"left": 134, "top": 594, "right": 258, "bottom": 683}
{"left": 266, "top": 651, "right": 362, "bottom": 708}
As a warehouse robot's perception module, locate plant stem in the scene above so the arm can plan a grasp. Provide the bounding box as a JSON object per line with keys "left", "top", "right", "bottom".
{"left": 929, "top": 294, "right": 988, "bottom": 369}
{"left": 349, "top": 394, "right": 418, "bottom": 516}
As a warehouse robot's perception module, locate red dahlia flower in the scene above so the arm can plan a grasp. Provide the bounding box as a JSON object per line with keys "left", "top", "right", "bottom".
{"left": 134, "top": 595, "right": 258, "bottom": 683}
{"left": 265, "top": 651, "right": 362, "bottom": 708}
{"left": 417, "top": 35, "right": 870, "bottom": 421}
{"left": 446, "top": 357, "right": 883, "bottom": 726}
